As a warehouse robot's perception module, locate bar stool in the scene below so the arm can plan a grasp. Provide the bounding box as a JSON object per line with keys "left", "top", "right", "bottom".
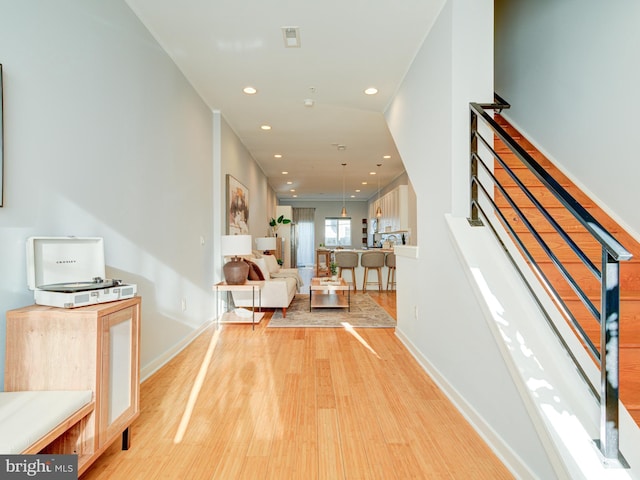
{"left": 385, "top": 252, "right": 396, "bottom": 291}
{"left": 335, "top": 251, "right": 358, "bottom": 292}
{"left": 360, "top": 251, "right": 385, "bottom": 292}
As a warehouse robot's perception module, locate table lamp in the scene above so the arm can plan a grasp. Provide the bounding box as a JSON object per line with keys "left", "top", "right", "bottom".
{"left": 221, "top": 234, "right": 252, "bottom": 284}
{"left": 255, "top": 236, "right": 277, "bottom": 255}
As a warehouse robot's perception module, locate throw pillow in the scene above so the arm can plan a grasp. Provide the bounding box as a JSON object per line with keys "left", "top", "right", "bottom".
{"left": 263, "top": 254, "right": 280, "bottom": 274}
{"left": 243, "top": 259, "right": 264, "bottom": 281}
{"left": 252, "top": 256, "right": 271, "bottom": 280}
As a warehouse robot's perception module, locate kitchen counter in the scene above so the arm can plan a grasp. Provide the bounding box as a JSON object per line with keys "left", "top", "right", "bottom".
{"left": 329, "top": 248, "right": 395, "bottom": 253}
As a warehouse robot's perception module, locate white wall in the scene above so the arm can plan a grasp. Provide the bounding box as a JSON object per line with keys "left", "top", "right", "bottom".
{"left": 0, "top": 1, "right": 215, "bottom": 383}
{"left": 220, "top": 118, "right": 272, "bottom": 239}
{"left": 385, "top": 0, "right": 557, "bottom": 477}
{"left": 495, "top": 0, "right": 640, "bottom": 240}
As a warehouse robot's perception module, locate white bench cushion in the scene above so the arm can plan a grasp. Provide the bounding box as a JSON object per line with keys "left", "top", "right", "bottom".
{"left": 0, "top": 390, "right": 92, "bottom": 454}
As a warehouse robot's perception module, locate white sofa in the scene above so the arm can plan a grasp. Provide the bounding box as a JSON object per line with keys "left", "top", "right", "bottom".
{"left": 231, "top": 253, "right": 302, "bottom": 317}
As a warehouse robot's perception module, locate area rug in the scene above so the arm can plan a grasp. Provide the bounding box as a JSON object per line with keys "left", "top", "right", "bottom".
{"left": 268, "top": 293, "right": 396, "bottom": 328}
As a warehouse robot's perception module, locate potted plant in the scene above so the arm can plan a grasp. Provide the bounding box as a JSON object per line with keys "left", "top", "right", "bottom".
{"left": 269, "top": 215, "right": 291, "bottom": 236}
{"left": 330, "top": 262, "right": 338, "bottom": 280}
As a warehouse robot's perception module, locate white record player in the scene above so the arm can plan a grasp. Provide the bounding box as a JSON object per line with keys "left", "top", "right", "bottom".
{"left": 27, "top": 236, "right": 137, "bottom": 308}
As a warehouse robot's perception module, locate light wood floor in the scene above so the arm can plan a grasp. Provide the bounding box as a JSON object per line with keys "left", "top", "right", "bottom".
{"left": 81, "top": 292, "right": 513, "bottom": 479}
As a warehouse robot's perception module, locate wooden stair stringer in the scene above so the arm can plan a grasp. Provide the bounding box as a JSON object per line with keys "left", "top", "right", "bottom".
{"left": 493, "top": 114, "right": 640, "bottom": 427}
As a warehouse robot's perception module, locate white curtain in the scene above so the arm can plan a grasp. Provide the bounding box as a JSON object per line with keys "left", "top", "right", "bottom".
{"left": 292, "top": 208, "right": 315, "bottom": 267}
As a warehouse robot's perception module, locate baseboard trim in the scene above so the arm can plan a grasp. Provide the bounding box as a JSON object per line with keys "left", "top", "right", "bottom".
{"left": 394, "top": 327, "right": 537, "bottom": 480}
{"left": 140, "top": 319, "right": 215, "bottom": 382}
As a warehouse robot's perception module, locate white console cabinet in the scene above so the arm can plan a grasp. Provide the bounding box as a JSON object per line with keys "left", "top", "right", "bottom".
{"left": 4, "top": 297, "right": 141, "bottom": 475}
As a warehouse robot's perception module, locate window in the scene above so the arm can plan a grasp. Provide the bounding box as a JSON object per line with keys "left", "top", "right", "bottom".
{"left": 324, "top": 217, "right": 351, "bottom": 246}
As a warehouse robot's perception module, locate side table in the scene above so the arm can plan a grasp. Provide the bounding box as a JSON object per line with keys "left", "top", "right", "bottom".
{"left": 214, "top": 281, "right": 264, "bottom": 330}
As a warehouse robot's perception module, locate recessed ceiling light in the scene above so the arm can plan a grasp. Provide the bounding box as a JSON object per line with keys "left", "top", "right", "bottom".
{"left": 274, "top": 154, "right": 282, "bottom": 158}
{"left": 293, "top": 194, "right": 298, "bottom": 198}
{"left": 362, "top": 181, "right": 368, "bottom": 185}
{"left": 364, "top": 87, "right": 378, "bottom": 95}
{"left": 355, "top": 189, "right": 361, "bottom": 193}
{"left": 261, "top": 124, "right": 272, "bottom": 130}
{"left": 350, "top": 195, "right": 355, "bottom": 198}
{"left": 243, "top": 86, "right": 257, "bottom": 95}
{"left": 282, "top": 171, "right": 288, "bottom": 175}
{"left": 290, "top": 189, "right": 296, "bottom": 192}
{"left": 286, "top": 181, "right": 292, "bottom": 185}
{"left": 370, "top": 171, "right": 377, "bottom": 175}
{"left": 383, "top": 155, "right": 391, "bottom": 159}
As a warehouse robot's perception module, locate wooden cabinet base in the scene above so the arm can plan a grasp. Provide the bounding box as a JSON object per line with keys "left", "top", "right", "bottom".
{"left": 4, "top": 297, "right": 141, "bottom": 475}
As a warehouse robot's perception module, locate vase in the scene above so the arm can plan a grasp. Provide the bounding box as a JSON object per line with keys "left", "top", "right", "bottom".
{"left": 223, "top": 257, "right": 249, "bottom": 285}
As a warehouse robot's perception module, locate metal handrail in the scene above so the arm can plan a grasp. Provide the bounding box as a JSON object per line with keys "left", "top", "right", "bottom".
{"left": 471, "top": 104, "right": 631, "bottom": 262}
{"left": 472, "top": 158, "right": 600, "bottom": 361}
{"left": 469, "top": 99, "right": 631, "bottom": 466}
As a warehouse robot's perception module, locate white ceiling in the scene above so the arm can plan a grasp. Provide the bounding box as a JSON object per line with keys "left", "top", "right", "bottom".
{"left": 126, "top": 0, "right": 443, "bottom": 201}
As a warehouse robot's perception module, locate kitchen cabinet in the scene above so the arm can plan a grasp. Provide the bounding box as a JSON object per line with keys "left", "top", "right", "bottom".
{"left": 4, "top": 297, "right": 141, "bottom": 475}
{"left": 369, "top": 185, "right": 409, "bottom": 233}
{"left": 362, "top": 218, "right": 368, "bottom": 246}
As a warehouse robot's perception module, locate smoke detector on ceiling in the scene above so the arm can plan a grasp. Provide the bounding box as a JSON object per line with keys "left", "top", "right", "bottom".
{"left": 304, "top": 98, "right": 314, "bottom": 107}
{"left": 281, "top": 27, "right": 301, "bottom": 48}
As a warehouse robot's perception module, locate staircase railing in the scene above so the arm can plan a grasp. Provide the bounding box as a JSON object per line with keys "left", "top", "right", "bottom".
{"left": 469, "top": 98, "right": 632, "bottom": 466}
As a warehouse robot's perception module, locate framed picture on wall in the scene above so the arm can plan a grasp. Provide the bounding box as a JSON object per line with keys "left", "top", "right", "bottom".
{"left": 226, "top": 174, "right": 249, "bottom": 235}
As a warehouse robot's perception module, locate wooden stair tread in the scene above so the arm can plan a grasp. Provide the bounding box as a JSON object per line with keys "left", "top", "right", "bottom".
{"left": 620, "top": 349, "right": 640, "bottom": 404}
{"left": 496, "top": 185, "right": 596, "bottom": 208}
{"left": 529, "top": 262, "right": 640, "bottom": 296}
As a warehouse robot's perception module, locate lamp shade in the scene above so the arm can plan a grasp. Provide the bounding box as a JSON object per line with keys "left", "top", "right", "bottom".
{"left": 221, "top": 234, "right": 252, "bottom": 284}
{"left": 221, "top": 234, "right": 252, "bottom": 257}
{"left": 255, "top": 236, "right": 276, "bottom": 252}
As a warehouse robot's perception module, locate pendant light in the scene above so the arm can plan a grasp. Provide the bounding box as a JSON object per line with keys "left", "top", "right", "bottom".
{"left": 340, "top": 162, "right": 348, "bottom": 217}
{"left": 375, "top": 163, "right": 382, "bottom": 218}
